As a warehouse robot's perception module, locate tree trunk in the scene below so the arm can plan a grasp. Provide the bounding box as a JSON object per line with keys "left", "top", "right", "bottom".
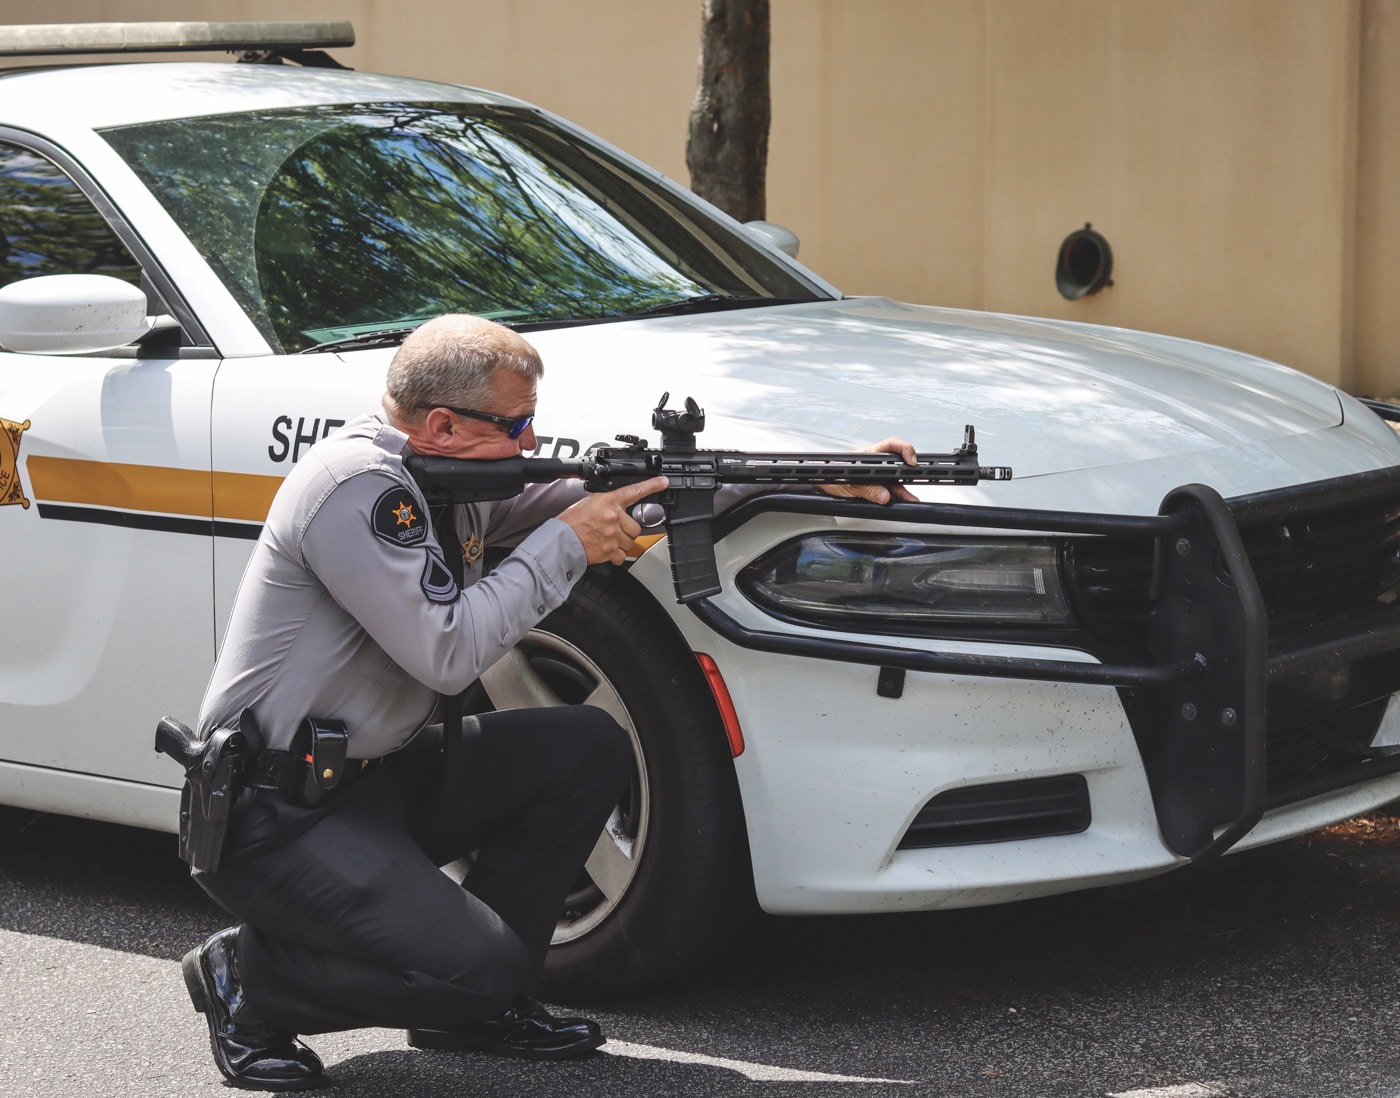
{"left": 686, "top": 0, "right": 770, "bottom": 223}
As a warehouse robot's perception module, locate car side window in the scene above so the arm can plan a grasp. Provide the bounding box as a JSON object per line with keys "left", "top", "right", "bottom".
{"left": 0, "top": 140, "right": 142, "bottom": 289}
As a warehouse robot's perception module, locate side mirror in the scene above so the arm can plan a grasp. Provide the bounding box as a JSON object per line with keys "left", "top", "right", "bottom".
{"left": 743, "top": 220, "right": 801, "bottom": 259}
{"left": 0, "top": 274, "right": 173, "bottom": 354}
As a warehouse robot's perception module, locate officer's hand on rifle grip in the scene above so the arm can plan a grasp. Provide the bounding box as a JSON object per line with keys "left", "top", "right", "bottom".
{"left": 560, "top": 475, "right": 670, "bottom": 565}
{"left": 817, "top": 437, "right": 921, "bottom": 504}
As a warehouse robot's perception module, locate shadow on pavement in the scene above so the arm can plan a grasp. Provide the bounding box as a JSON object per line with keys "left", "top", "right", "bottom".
{"left": 6, "top": 803, "right": 1400, "bottom": 1094}
{"left": 0, "top": 806, "right": 225, "bottom": 959}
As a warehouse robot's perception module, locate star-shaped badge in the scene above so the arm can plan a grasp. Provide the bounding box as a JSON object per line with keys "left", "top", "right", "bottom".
{"left": 462, "top": 533, "right": 484, "bottom": 569}
{"left": 372, "top": 487, "right": 427, "bottom": 548}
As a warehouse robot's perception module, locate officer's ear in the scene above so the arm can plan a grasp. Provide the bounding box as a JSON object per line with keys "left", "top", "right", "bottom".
{"left": 401, "top": 406, "right": 460, "bottom": 456}
{"left": 421, "top": 407, "right": 458, "bottom": 441}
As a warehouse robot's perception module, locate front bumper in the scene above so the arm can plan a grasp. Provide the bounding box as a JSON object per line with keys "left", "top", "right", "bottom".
{"left": 658, "top": 464, "right": 1400, "bottom": 912}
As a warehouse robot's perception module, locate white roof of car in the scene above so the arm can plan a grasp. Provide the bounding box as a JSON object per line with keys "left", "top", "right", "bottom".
{"left": 0, "top": 62, "right": 521, "bottom": 132}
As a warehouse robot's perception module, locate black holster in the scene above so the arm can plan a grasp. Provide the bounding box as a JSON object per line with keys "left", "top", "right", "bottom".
{"left": 154, "top": 716, "right": 248, "bottom": 874}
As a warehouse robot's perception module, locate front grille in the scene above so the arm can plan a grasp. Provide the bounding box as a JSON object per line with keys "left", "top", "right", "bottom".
{"left": 898, "top": 774, "right": 1090, "bottom": 849}
{"left": 1066, "top": 535, "right": 1154, "bottom": 652}
{"left": 1069, "top": 491, "right": 1400, "bottom": 806}
{"left": 1071, "top": 494, "right": 1400, "bottom": 648}
{"left": 1265, "top": 695, "right": 1390, "bottom": 804}
{"left": 1239, "top": 496, "right": 1400, "bottom": 638}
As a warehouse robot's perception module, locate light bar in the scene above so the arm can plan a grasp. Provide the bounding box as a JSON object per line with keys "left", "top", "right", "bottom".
{"left": 0, "top": 21, "right": 355, "bottom": 58}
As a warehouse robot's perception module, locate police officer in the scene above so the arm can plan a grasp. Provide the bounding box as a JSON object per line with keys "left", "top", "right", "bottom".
{"left": 180, "top": 314, "right": 664, "bottom": 1090}
{"left": 179, "top": 312, "right": 919, "bottom": 1090}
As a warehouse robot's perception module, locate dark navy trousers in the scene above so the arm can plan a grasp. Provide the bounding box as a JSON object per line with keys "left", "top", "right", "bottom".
{"left": 193, "top": 706, "right": 631, "bottom": 1035}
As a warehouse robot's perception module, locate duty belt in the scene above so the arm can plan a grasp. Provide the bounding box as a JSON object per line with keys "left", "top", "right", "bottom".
{"left": 154, "top": 712, "right": 363, "bottom": 871}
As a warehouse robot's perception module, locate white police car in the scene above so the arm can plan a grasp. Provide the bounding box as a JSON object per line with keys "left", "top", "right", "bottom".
{"left": 5, "top": 21, "right": 1400, "bottom": 996}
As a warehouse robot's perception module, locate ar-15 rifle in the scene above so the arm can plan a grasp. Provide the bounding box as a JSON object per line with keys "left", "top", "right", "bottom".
{"left": 406, "top": 393, "right": 1012, "bottom": 603}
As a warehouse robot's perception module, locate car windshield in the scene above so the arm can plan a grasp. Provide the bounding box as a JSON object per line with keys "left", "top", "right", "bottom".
{"left": 100, "top": 102, "right": 826, "bottom": 354}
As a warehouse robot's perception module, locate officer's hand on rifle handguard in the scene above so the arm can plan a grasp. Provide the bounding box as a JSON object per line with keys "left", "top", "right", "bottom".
{"left": 814, "top": 437, "right": 921, "bottom": 504}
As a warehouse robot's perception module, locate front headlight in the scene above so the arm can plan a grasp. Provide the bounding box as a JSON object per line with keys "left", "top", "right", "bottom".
{"left": 738, "top": 534, "right": 1071, "bottom": 628}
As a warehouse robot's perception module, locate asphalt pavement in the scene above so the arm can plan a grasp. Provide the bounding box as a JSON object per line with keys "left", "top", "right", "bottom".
{"left": 3, "top": 805, "right": 1400, "bottom": 1097}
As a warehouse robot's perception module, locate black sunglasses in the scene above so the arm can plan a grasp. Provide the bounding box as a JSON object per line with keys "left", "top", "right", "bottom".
{"left": 424, "top": 404, "right": 534, "bottom": 439}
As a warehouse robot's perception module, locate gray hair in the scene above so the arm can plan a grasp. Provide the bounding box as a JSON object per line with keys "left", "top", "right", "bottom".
{"left": 383, "top": 314, "right": 543, "bottom": 424}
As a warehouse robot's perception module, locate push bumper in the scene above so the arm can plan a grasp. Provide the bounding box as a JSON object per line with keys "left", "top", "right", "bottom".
{"left": 694, "top": 464, "right": 1400, "bottom": 865}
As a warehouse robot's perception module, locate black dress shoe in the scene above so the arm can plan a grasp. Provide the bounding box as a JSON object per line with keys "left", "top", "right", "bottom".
{"left": 182, "top": 927, "right": 328, "bottom": 1091}
{"left": 407, "top": 996, "right": 604, "bottom": 1060}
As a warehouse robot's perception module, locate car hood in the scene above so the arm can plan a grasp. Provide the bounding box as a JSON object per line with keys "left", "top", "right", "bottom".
{"left": 527, "top": 297, "right": 1347, "bottom": 484}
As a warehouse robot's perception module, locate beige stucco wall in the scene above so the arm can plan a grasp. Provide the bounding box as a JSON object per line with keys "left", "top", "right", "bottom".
{"left": 1358, "top": 0, "right": 1400, "bottom": 396}
{"left": 6, "top": 0, "right": 1397, "bottom": 393}
{"left": 988, "top": 1, "right": 1358, "bottom": 386}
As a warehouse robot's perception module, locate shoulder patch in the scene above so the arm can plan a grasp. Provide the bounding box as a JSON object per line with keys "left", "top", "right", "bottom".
{"left": 422, "top": 549, "right": 458, "bottom": 603}
{"left": 372, "top": 487, "right": 427, "bottom": 548}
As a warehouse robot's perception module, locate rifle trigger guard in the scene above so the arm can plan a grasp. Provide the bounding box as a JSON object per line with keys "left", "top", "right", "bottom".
{"left": 632, "top": 501, "right": 667, "bottom": 529}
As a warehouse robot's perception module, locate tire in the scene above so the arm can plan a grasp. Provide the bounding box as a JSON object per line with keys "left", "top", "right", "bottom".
{"left": 466, "top": 565, "right": 753, "bottom": 998}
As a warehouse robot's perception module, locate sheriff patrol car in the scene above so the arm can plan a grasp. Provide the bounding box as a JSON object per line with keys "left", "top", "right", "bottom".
{"left": 5, "top": 21, "right": 1400, "bottom": 996}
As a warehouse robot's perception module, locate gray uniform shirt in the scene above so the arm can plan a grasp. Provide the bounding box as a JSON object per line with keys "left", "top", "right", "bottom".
{"left": 198, "top": 414, "right": 588, "bottom": 758}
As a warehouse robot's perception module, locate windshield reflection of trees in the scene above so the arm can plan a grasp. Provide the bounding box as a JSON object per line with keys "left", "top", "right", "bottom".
{"left": 104, "top": 102, "right": 819, "bottom": 353}
{"left": 254, "top": 110, "right": 706, "bottom": 350}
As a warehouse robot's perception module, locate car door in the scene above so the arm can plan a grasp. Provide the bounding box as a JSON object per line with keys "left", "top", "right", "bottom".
{"left": 208, "top": 352, "right": 382, "bottom": 645}
{"left": 0, "top": 136, "right": 216, "bottom": 788}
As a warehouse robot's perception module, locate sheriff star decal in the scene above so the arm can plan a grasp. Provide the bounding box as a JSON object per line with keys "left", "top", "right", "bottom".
{"left": 0, "top": 418, "right": 30, "bottom": 509}
{"left": 371, "top": 487, "right": 427, "bottom": 548}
